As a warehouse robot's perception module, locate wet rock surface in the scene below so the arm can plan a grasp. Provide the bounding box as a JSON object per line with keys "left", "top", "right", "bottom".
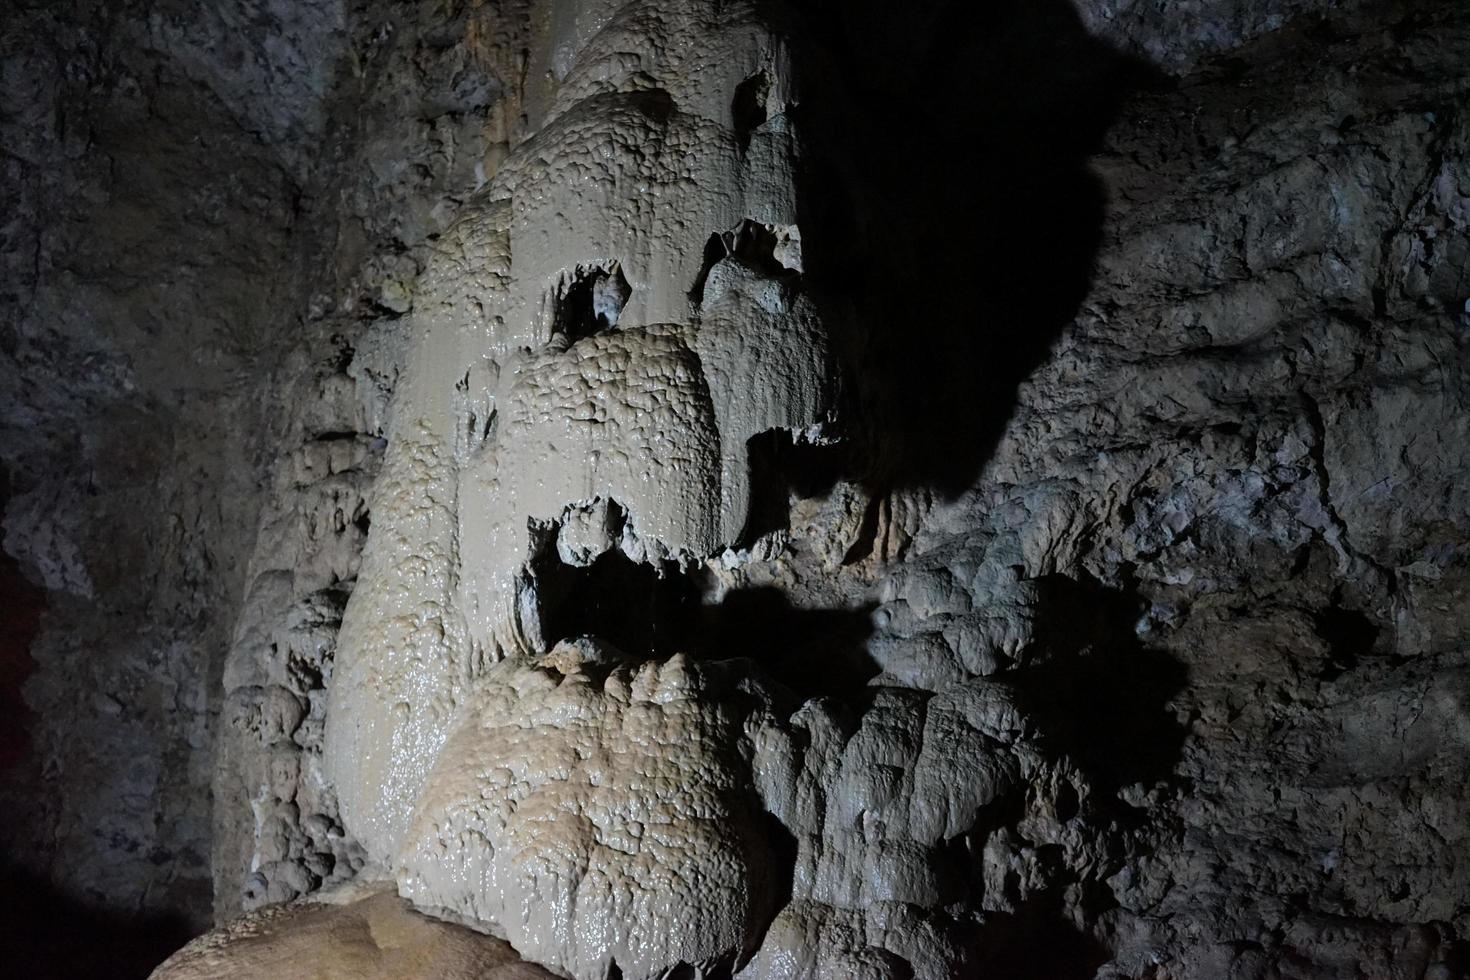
{"left": 3, "top": 0, "right": 1470, "bottom": 978}
{"left": 149, "top": 884, "right": 556, "bottom": 980}
{"left": 399, "top": 645, "right": 791, "bottom": 979}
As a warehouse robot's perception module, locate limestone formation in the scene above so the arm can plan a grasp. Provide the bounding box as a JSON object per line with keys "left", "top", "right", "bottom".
{"left": 149, "top": 884, "right": 555, "bottom": 980}
{"left": 398, "top": 643, "right": 789, "bottom": 978}
{"left": 6, "top": 0, "right": 1470, "bottom": 979}
{"left": 317, "top": 6, "right": 850, "bottom": 974}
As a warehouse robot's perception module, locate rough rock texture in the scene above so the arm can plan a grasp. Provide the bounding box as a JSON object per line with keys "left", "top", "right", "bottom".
{"left": 330, "top": 2, "right": 1470, "bottom": 976}
{"left": 149, "top": 884, "right": 556, "bottom": 980}
{"left": 0, "top": 0, "right": 515, "bottom": 935}
{"left": 7, "top": 0, "right": 1470, "bottom": 979}
{"left": 743, "top": 680, "right": 1058, "bottom": 979}
{"left": 199, "top": 0, "right": 539, "bottom": 921}
{"left": 399, "top": 643, "right": 789, "bottom": 978}
{"left": 1047, "top": 7, "right": 1470, "bottom": 974}
{"left": 1074, "top": 0, "right": 1369, "bottom": 71}
{"left": 321, "top": 0, "right": 837, "bottom": 881}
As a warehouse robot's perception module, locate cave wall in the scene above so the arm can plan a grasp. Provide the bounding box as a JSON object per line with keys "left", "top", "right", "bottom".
{"left": 0, "top": 0, "right": 515, "bottom": 931}
{"left": 1, "top": 0, "right": 311, "bottom": 925}
{"left": 3, "top": 1, "right": 1469, "bottom": 978}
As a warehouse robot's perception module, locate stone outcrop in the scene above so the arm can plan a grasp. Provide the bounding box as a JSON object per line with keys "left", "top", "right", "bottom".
{"left": 398, "top": 643, "right": 789, "bottom": 978}
{"left": 5, "top": 1, "right": 1470, "bottom": 978}
{"left": 149, "top": 884, "right": 555, "bottom": 980}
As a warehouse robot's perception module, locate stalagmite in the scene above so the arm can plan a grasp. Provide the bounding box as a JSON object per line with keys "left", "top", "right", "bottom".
{"left": 319, "top": 4, "right": 849, "bottom": 974}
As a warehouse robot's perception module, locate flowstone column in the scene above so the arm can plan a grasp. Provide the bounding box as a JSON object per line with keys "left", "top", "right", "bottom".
{"left": 324, "top": 1, "right": 837, "bottom": 975}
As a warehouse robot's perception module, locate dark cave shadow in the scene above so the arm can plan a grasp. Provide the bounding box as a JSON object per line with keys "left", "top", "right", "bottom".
{"left": 1012, "top": 574, "right": 1190, "bottom": 795}
{"left": 0, "top": 468, "right": 44, "bottom": 771}
{"left": 689, "top": 586, "right": 878, "bottom": 700}
{"left": 533, "top": 545, "right": 878, "bottom": 701}
{"left": 738, "top": 429, "right": 845, "bottom": 547}
{"left": 972, "top": 895, "right": 1113, "bottom": 980}
{"left": 0, "top": 863, "right": 193, "bottom": 979}
{"left": 789, "top": 0, "right": 1172, "bottom": 498}
{"left": 924, "top": 574, "right": 1186, "bottom": 978}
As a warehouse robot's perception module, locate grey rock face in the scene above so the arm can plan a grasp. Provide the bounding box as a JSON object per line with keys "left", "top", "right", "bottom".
{"left": 206, "top": 0, "right": 524, "bottom": 922}
{"left": 1073, "top": 0, "right": 1369, "bottom": 71}
{"left": 5, "top": 1, "right": 1470, "bottom": 979}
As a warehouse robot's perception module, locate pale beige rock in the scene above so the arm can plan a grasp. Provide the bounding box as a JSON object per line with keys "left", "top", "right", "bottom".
{"left": 397, "top": 644, "right": 787, "bottom": 980}
{"left": 149, "top": 886, "right": 555, "bottom": 980}
{"left": 322, "top": 0, "right": 836, "bottom": 900}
